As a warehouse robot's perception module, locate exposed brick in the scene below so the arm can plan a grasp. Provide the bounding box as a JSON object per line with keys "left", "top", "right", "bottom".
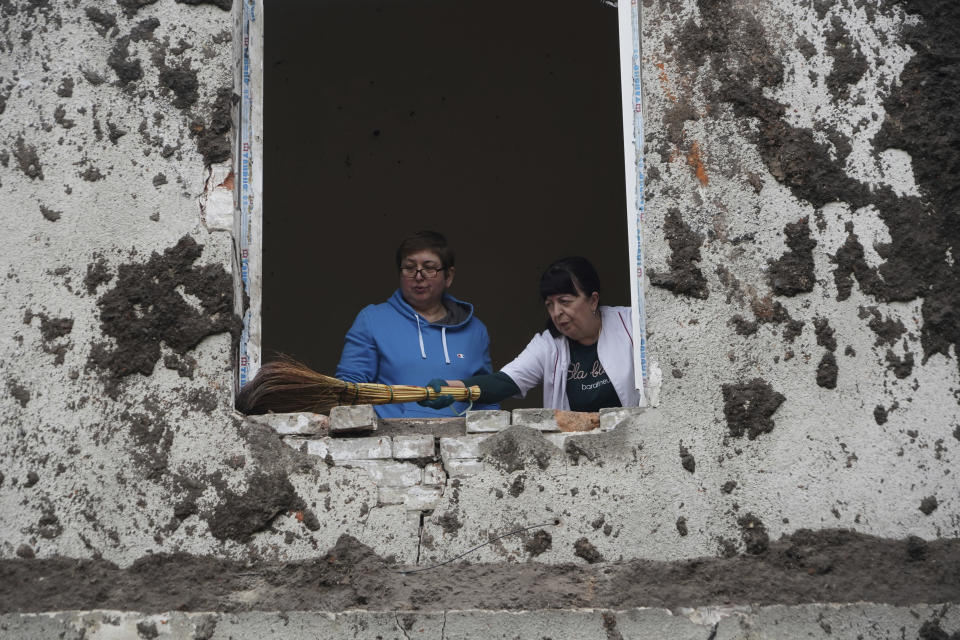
{"left": 422, "top": 462, "right": 446, "bottom": 486}
{"left": 329, "top": 404, "right": 379, "bottom": 433}
{"left": 306, "top": 439, "right": 328, "bottom": 458}
{"left": 247, "top": 412, "right": 330, "bottom": 436}
{"left": 341, "top": 460, "right": 422, "bottom": 487}
{"left": 378, "top": 417, "right": 465, "bottom": 438}
{"left": 599, "top": 407, "right": 646, "bottom": 431}
{"left": 403, "top": 485, "right": 444, "bottom": 511}
{"left": 465, "top": 409, "right": 511, "bottom": 433}
{"left": 306, "top": 436, "right": 392, "bottom": 461}
{"left": 377, "top": 486, "right": 444, "bottom": 511}
{"left": 511, "top": 408, "right": 560, "bottom": 432}
{"left": 439, "top": 435, "right": 489, "bottom": 464}
{"left": 392, "top": 434, "right": 435, "bottom": 459}
{"left": 281, "top": 437, "right": 308, "bottom": 453}
{"left": 444, "top": 458, "right": 485, "bottom": 478}
{"left": 555, "top": 411, "right": 600, "bottom": 432}
{"left": 377, "top": 487, "right": 405, "bottom": 506}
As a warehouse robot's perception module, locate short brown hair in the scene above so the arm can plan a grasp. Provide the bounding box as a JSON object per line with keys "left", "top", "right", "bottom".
{"left": 395, "top": 231, "right": 455, "bottom": 269}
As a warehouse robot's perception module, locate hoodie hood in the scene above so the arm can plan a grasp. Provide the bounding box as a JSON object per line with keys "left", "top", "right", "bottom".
{"left": 387, "top": 289, "right": 473, "bottom": 364}
{"left": 387, "top": 289, "right": 475, "bottom": 364}
{"left": 387, "top": 289, "right": 474, "bottom": 328}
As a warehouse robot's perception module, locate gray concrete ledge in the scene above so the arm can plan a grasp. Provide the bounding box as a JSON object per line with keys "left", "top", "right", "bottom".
{"left": 1, "top": 603, "right": 957, "bottom": 640}
{"left": 377, "top": 417, "right": 467, "bottom": 438}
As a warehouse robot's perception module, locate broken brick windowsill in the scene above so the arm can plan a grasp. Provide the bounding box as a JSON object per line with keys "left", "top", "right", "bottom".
{"left": 246, "top": 406, "right": 645, "bottom": 513}
{"left": 246, "top": 406, "right": 645, "bottom": 439}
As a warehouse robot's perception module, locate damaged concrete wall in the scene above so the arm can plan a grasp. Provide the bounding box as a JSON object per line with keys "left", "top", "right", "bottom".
{"left": 636, "top": 0, "right": 959, "bottom": 551}
{"left": 0, "top": 0, "right": 957, "bottom": 582}
{"left": 0, "top": 0, "right": 249, "bottom": 565}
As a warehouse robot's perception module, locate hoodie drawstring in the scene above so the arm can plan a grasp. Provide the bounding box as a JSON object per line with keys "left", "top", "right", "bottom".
{"left": 415, "top": 313, "right": 451, "bottom": 364}
{"left": 415, "top": 313, "right": 426, "bottom": 359}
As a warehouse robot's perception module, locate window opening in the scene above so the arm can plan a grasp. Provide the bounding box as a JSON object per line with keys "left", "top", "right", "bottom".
{"left": 238, "top": 0, "right": 648, "bottom": 407}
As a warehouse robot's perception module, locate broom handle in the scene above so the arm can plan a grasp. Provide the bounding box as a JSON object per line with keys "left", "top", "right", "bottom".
{"left": 425, "top": 385, "right": 482, "bottom": 403}
{"left": 337, "top": 380, "right": 483, "bottom": 407}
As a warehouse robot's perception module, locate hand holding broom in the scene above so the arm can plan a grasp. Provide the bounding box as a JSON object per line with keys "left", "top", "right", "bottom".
{"left": 235, "top": 357, "right": 480, "bottom": 415}
{"left": 419, "top": 378, "right": 457, "bottom": 409}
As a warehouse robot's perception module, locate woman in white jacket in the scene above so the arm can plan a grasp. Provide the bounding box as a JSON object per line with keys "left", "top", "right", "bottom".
{"left": 421, "top": 257, "right": 640, "bottom": 411}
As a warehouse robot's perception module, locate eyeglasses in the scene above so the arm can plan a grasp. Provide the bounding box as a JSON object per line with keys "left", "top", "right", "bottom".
{"left": 400, "top": 266, "right": 444, "bottom": 279}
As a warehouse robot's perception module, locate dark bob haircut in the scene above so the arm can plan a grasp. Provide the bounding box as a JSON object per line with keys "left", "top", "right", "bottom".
{"left": 395, "top": 231, "right": 455, "bottom": 270}
{"left": 539, "top": 257, "right": 603, "bottom": 337}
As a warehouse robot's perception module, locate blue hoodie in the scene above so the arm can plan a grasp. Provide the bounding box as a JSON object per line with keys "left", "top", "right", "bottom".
{"left": 335, "top": 289, "right": 498, "bottom": 418}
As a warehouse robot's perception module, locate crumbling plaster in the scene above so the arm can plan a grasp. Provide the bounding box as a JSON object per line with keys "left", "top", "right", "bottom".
{"left": 637, "top": 0, "right": 958, "bottom": 547}
{"left": 0, "top": 0, "right": 244, "bottom": 565}
{"left": 0, "top": 0, "right": 957, "bottom": 585}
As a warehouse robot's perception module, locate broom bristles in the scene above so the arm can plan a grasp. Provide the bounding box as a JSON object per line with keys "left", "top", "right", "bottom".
{"left": 236, "top": 356, "right": 479, "bottom": 415}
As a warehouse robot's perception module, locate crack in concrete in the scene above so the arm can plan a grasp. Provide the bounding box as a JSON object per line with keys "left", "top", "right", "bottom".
{"left": 393, "top": 611, "right": 412, "bottom": 640}
{"left": 415, "top": 511, "right": 425, "bottom": 565}
{"left": 706, "top": 621, "right": 719, "bottom": 640}
{"left": 559, "top": 435, "right": 571, "bottom": 518}
{"left": 673, "top": 605, "right": 747, "bottom": 637}
{"left": 440, "top": 610, "right": 447, "bottom": 640}
{"left": 197, "top": 165, "right": 214, "bottom": 234}
{"left": 417, "top": 435, "right": 453, "bottom": 565}
{"left": 358, "top": 507, "right": 372, "bottom": 534}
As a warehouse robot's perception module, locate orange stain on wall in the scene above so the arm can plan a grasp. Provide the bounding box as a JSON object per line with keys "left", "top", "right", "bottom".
{"left": 685, "top": 141, "right": 709, "bottom": 186}
{"left": 654, "top": 61, "right": 678, "bottom": 103}
{"left": 218, "top": 170, "right": 235, "bottom": 190}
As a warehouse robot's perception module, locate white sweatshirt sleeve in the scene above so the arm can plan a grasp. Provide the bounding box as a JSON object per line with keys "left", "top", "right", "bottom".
{"left": 500, "top": 331, "right": 554, "bottom": 398}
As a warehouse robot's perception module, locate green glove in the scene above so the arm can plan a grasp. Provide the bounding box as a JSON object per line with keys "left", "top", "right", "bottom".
{"left": 418, "top": 378, "right": 454, "bottom": 409}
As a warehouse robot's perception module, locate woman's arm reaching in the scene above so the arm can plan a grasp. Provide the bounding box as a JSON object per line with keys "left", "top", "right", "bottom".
{"left": 420, "top": 372, "right": 521, "bottom": 408}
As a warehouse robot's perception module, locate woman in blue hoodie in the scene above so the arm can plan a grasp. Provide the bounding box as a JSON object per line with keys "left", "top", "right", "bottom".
{"left": 334, "top": 231, "right": 498, "bottom": 418}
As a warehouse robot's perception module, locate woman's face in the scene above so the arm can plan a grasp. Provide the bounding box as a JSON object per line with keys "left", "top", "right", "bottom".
{"left": 399, "top": 249, "right": 455, "bottom": 311}
{"left": 544, "top": 288, "right": 600, "bottom": 344}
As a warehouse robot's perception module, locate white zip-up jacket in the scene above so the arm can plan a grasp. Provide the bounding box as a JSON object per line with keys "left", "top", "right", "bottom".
{"left": 500, "top": 306, "right": 641, "bottom": 409}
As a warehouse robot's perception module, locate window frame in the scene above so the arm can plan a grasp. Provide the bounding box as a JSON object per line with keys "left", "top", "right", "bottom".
{"left": 234, "top": 0, "right": 648, "bottom": 402}
{"left": 617, "top": 0, "right": 648, "bottom": 397}
{"left": 234, "top": 0, "right": 263, "bottom": 391}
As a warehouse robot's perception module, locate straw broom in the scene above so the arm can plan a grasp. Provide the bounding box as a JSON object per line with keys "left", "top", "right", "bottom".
{"left": 235, "top": 357, "right": 480, "bottom": 415}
